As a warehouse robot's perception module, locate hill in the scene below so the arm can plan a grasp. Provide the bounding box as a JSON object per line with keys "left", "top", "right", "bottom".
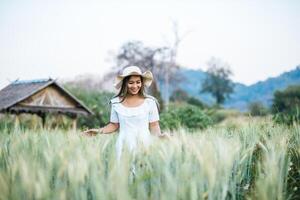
{"left": 171, "top": 65, "right": 300, "bottom": 111}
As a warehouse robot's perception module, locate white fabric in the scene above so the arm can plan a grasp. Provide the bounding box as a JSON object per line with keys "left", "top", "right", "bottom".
{"left": 110, "top": 96, "right": 159, "bottom": 160}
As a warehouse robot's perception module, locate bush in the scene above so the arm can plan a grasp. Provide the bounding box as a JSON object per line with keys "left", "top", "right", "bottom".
{"left": 248, "top": 101, "right": 269, "bottom": 116}
{"left": 160, "top": 104, "right": 212, "bottom": 131}
{"left": 178, "top": 105, "right": 212, "bottom": 130}
{"left": 170, "top": 89, "right": 206, "bottom": 109}
{"left": 208, "top": 108, "right": 242, "bottom": 124}
{"left": 159, "top": 109, "right": 181, "bottom": 131}
{"left": 186, "top": 97, "right": 206, "bottom": 108}
{"left": 272, "top": 84, "right": 300, "bottom": 125}
{"left": 65, "top": 86, "right": 114, "bottom": 129}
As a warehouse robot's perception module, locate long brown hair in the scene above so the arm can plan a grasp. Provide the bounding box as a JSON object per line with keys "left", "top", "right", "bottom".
{"left": 111, "top": 75, "right": 160, "bottom": 111}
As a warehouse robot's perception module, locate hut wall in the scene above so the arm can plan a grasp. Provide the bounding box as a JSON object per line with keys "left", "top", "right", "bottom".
{"left": 18, "top": 86, "right": 77, "bottom": 108}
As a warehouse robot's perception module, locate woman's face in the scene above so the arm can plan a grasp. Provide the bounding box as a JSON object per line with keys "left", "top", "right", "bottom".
{"left": 127, "top": 75, "right": 142, "bottom": 95}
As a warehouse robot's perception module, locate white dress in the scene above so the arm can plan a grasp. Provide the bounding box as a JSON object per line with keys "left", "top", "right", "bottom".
{"left": 110, "top": 96, "right": 160, "bottom": 160}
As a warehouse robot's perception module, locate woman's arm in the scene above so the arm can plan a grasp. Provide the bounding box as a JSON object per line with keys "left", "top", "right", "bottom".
{"left": 149, "top": 121, "right": 171, "bottom": 139}
{"left": 149, "top": 121, "right": 161, "bottom": 136}
{"left": 102, "top": 122, "right": 119, "bottom": 134}
{"left": 83, "top": 122, "right": 119, "bottom": 136}
{"left": 149, "top": 121, "right": 169, "bottom": 138}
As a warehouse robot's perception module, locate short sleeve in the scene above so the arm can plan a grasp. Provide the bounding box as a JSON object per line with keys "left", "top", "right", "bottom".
{"left": 110, "top": 106, "right": 119, "bottom": 123}
{"left": 148, "top": 100, "right": 159, "bottom": 123}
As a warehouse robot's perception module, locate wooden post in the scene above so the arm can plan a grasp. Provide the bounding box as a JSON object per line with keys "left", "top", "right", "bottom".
{"left": 72, "top": 115, "right": 77, "bottom": 132}
{"left": 42, "top": 114, "right": 46, "bottom": 129}
{"left": 38, "top": 113, "right": 46, "bottom": 129}
{"left": 31, "top": 114, "right": 39, "bottom": 130}
{"left": 14, "top": 114, "right": 20, "bottom": 129}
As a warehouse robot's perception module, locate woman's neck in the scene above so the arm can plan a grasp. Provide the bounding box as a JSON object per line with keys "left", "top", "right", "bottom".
{"left": 126, "top": 93, "right": 142, "bottom": 98}
{"left": 121, "top": 94, "right": 145, "bottom": 107}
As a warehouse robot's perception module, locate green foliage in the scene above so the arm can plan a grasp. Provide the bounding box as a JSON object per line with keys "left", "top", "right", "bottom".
{"left": 0, "top": 113, "right": 73, "bottom": 132}
{"left": 160, "top": 104, "right": 212, "bottom": 131}
{"left": 272, "top": 84, "right": 300, "bottom": 125}
{"left": 177, "top": 105, "right": 212, "bottom": 130}
{"left": 186, "top": 97, "right": 206, "bottom": 108}
{"left": 159, "top": 109, "right": 181, "bottom": 131}
{"left": 170, "top": 89, "right": 189, "bottom": 102}
{"left": 207, "top": 110, "right": 227, "bottom": 124}
{"left": 170, "top": 89, "right": 206, "bottom": 109}
{"left": 65, "top": 85, "right": 115, "bottom": 128}
{"left": 248, "top": 101, "right": 269, "bottom": 116}
{"left": 0, "top": 114, "right": 16, "bottom": 132}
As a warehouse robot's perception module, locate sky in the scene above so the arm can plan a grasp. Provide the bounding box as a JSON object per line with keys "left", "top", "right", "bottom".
{"left": 0, "top": 0, "right": 300, "bottom": 89}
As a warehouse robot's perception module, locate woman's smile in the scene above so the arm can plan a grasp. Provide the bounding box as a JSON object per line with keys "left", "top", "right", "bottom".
{"left": 127, "top": 75, "right": 142, "bottom": 95}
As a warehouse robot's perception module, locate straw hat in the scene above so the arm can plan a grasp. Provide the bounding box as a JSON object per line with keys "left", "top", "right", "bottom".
{"left": 114, "top": 66, "right": 153, "bottom": 89}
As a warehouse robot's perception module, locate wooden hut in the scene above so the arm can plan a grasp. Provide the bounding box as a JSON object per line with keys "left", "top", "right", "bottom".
{"left": 0, "top": 78, "right": 93, "bottom": 129}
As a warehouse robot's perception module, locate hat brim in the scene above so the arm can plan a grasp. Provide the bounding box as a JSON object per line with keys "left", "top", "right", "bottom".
{"left": 114, "top": 71, "right": 153, "bottom": 89}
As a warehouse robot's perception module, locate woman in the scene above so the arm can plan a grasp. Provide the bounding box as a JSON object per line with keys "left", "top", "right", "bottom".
{"left": 83, "top": 66, "right": 168, "bottom": 160}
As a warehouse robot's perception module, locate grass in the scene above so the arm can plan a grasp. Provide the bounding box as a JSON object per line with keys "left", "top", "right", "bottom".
{"left": 0, "top": 117, "right": 299, "bottom": 200}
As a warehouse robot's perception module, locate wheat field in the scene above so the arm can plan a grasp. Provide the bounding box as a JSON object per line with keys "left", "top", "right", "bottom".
{"left": 0, "top": 118, "right": 299, "bottom": 200}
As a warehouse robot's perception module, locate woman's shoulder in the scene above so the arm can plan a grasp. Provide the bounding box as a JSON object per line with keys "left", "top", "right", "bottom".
{"left": 145, "top": 95, "right": 159, "bottom": 108}
{"left": 110, "top": 97, "right": 121, "bottom": 104}
{"left": 145, "top": 95, "right": 157, "bottom": 103}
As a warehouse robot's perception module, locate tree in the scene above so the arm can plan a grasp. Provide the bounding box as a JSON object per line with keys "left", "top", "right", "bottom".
{"left": 113, "top": 40, "right": 182, "bottom": 110}
{"left": 162, "top": 20, "right": 192, "bottom": 110}
{"left": 201, "top": 57, "right": 234, "bottom": 105}
{"left": 272, "top": 84, "right": 300, "bottom": 125}
{"left": 110, "top": 21, "right": 189, "bottom": 110}
{"left": 113, "top": 41, "right": 164, "bottom": 107}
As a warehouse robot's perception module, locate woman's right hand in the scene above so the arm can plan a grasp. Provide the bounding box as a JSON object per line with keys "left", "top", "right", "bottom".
{"left": 81, "top": 128, "right": 101, "bottom": 137}
{"left": 159, "top": 132, "right": 172, "bottom": 139}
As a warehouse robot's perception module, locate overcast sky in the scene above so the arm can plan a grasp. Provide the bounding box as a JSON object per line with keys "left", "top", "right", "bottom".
{"left": 0, "top": 0, "right": 299, "bottom": 89}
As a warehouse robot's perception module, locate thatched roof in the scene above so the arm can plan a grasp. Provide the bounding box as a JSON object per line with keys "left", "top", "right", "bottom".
{"left": 0, "top": 78, "right": 93, "bottom": 116}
